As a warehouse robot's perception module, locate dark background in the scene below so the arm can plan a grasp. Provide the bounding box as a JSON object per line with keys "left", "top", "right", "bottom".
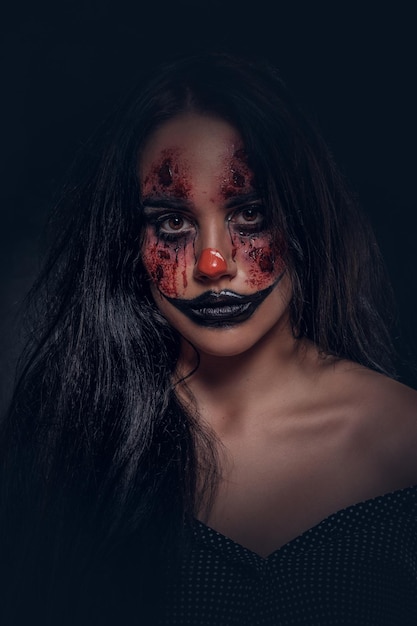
{"left": 1, "top": 0, "right": 416, "bottom": 410}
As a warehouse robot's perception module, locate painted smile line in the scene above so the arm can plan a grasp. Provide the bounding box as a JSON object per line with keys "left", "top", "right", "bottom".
{"left": 162, "top": 272, "right": 285, "bottom": 327}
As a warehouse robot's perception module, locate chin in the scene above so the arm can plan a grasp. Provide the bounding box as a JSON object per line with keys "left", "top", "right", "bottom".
{"left": 188, "top": 337, "right": 254, "bottom": 359}
{"left": 177, "top": 320, "right": 279, "bottom": 360}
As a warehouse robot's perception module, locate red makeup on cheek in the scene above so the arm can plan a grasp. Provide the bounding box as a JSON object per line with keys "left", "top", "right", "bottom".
{"left": 249, "top": 246, "right": 275, "bottom": 273}
{"left": 141, "top": 234, "right": 191, "bottom": 298}
{"left": 142, "top": 148, "right": 191, "bottom": 199}
{"left": 234, "top": 234, "right": 286, "bottom": 289}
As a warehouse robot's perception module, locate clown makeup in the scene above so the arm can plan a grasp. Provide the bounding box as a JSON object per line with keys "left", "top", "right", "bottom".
{"left": 141, "top": 149, "right": 284, "bottom": 298}
{"left": 139, "top": 113, "right": 290, "bottom": 342}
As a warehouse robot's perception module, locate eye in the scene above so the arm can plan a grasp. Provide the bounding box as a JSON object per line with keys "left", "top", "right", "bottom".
{"left": 149, "top": 212, "right": 196, "bottom": 242}
{"left": 237, "top": 207, "right": 263, "bottom": 223}
{"left": 229, "top": 204, "right": 266, "bottom": 235}
{"left": 159, "top": 214, "right": 193, "bottom": 234}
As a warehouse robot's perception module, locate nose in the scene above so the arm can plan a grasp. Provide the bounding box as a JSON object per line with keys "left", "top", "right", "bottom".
{"left": 194, "top": 247, "right": 235, "bottom": 280}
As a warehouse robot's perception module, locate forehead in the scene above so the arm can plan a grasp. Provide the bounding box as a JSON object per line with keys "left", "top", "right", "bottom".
{"left": 138, "top": 112, "right": 256, "bottom": 199}
{"left": 139, "top": 112, "right": 241, "bottom": 168}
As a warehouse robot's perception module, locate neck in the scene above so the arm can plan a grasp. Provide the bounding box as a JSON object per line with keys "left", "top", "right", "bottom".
{"left": 174, "top": 326, "right": 315, "bottom": 428}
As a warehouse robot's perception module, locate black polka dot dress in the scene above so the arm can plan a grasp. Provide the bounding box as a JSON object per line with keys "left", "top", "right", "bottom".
{"left": 162, "top": 486, "right": 417, "bottom": 625}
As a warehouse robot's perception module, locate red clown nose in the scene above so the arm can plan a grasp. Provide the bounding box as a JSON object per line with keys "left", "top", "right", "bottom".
{"left": 197, "top": 248, "right": 228, "bottom": 277}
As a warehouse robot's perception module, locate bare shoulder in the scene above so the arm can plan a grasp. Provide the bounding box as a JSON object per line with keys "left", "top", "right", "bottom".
{"left": 328, "top": 360, "right": 417, "bottom": 488}
{"left": 333, "top": 361, "right": 417, "bottom": 422}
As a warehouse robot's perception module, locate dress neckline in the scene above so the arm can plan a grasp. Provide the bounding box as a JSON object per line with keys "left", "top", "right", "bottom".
{"left": 193, "top": 483, "right": 417, "bottom": 563}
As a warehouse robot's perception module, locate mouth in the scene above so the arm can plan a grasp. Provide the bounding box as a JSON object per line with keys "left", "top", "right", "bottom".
{"left": 162, "top": 273, "right": 285, "bottom": 327}
{"left": 189, "top": 300, "right": 253, "bottom": 325}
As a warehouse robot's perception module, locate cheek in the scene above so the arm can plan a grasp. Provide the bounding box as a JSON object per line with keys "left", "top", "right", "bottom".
{"left": 141, "top": 232, "right": 194, "bottom": 298}
{"left": 232, "top": 233, "right": 286, "bottom": 289}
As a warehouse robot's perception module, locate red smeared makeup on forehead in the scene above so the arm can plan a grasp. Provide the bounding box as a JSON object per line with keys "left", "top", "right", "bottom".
{"left": 142, "top": 147, "right": 191, "bottom": 199}
{"left": 221, "top": 147, "right": 256, "bottom": 199}
{"left": 158, "top": 159, "right": 173, "bottom": 187}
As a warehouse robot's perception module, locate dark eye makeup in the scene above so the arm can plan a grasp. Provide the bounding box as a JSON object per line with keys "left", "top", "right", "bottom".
{"left": 143, "top": 203, "right": 267, "bottom": 243}
{"left": 228, "top": 205, "right": 267, "bottom": 236}
{"left": 144, "top": 211, "right": 196, "bottom": 243}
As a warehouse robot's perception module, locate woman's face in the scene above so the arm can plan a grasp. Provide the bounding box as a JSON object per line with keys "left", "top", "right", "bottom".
{"left": 139, "top": 112, "right": 292, "bottom": 358}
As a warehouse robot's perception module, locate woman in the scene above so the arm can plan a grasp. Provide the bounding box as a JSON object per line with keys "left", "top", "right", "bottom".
{"left": 1, "top": 51, "right": 417, "bottom": 625}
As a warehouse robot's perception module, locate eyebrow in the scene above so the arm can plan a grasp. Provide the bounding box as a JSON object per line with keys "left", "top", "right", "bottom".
{"left": 141, "top": 196, "right": 194, "bottom": 212}
{"left": 141, "top": 191, "right": 261, "bottom": 214}
{"left": 224, "top": 192, "right": 261, "bottom": 209}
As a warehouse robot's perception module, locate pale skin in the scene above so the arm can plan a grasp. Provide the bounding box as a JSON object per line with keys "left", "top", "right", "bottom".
{"left": 139, "top": 112, "right": 417, "bottom": 558}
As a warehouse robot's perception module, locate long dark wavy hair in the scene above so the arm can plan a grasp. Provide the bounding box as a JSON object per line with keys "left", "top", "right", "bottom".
{"left": 0, "top": 51, "right": 396, "bottom": 624}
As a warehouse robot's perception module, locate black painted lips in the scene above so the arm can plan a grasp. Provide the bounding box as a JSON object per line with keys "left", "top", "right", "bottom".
{"left": 191, "top": 301, "right": 252, "bottom": 321}
{"left": 162, "top": 276, "right": 284, "bottom": 327}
